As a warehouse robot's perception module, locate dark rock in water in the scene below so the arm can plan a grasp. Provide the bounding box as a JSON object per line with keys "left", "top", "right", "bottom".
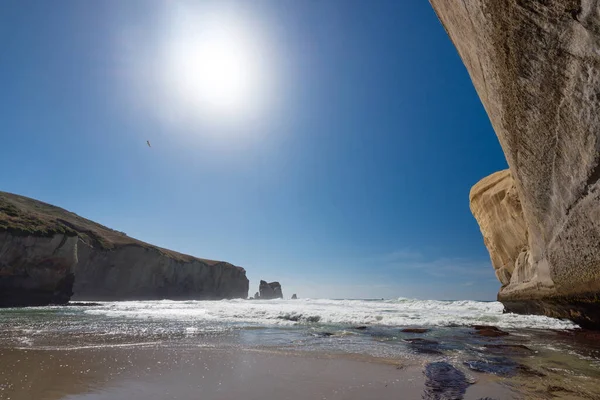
{"left": 404, "top": 338, "right": 438, "bottom": 345}
{"left": 66, "top": 302, "right": 101, "bottom": 307}
{"left": 291, "top": 294, "right": 297, "bottom": 299}
{"left": 278, "top": 314, "right": 300, "bottom": 322}
{"left": 313, "top": 332, "right": 334, "bottom": 338}
{"left": 550, "top": 329, "right": 600, "bottom": 360}
{"left": 401, "top": 328, "right": 430, "bottom": 333}
{"left": 464, "top": 357, "right": 518, "bottom": 377}
{"left": 547, "top": 386, "right": 576, "bottom": 395}
{"left": 473, "top": 325, "right": 503, "bottom": 331}
{"left": 277, "top": 313, "right": 320, "bottom": 323}
{"left": 464, "top": 357, "right": 545, "bottom": 378}
{"left": 414, "top": 348, "right": 443, "bottom": 356}
{"left": 473, "top": 325, "right": 491, "bottom": 330}
{"left": 353, "top": 326, "right": 368, "bottom": 330}
{"left": 483, "top": 344, "right": 534, "bottom": 356}
{"left": 473, "top": 326, "right": 509, "bottom": 337}
{"left": 257, "top": 280, "right": 283, "bottom": 299}
{"left": 477, "top": 329, "right": 509, "bottom": 337}
{"left": 423, "top": 362, "right": 470, "bottom": 400}
{"left": 405, "top": 338, "right": 443, "bottom": 355}
{"left": 554, "top": 328, "right": 600, "bottom": 342}
{"left": 254, "top": 292, "right": 260, "bottom": 299}
{"left": 515, "top": 365, "right": 545, "bottom": 377}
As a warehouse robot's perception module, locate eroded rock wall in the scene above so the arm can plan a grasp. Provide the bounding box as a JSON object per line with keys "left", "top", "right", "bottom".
{"left": 469, "top": 170, "right": 528, "bottom": 286}
{"left": 431, "top": 0, "right": 600, "bottom": 327}
{"left": 73, "top": 244, "right": 249, "bottom": 300}
{"left": 0, "top": 232, "right": 77, "bottom": 306}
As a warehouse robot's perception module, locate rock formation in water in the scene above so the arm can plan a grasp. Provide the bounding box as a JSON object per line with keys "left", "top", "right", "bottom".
{"left": 0, "top": 192, "right": 249, "bottom": 306}
{"left": 424, "top": 362, "right": 471, "bottom": 399}
{"left": 431, "top": 0, "right": 600, "bottom": 328}
{"left": 291, "top": 293, "right": 297, "bottom": 300}
{"left": 255, "top": 280, "right": 283, "bottom": 299}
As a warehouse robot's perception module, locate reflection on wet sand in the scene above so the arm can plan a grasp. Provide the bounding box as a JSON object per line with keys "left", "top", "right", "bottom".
{"left": 2, "top": 302, "right": 600, "bottom": 400}
{"left": 1, "top": 345, "right": 518, "bottom": 400}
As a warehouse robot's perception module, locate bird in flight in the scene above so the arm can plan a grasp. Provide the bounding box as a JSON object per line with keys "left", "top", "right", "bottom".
{"left": 147, "top": 140, "right": 151, "bottom": 148}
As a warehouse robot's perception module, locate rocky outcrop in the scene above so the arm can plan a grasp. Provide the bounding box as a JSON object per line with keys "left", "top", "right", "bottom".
{"left": 470, "top": 170, "right": 528, "bottom": 286}
{"left": 0, "top": 192, "right": 249, "bottom": 306}
{"left": 424, "top": 362, "right": 470, "bottom": 400}
{"left": 291, "top": 293, "right": 297, "bottom": 300}
{"left": 431, "top": 1, "right": 600, "bottom": 327}
{"left": 256, "top": 280, "right": 283, "bottom": 299}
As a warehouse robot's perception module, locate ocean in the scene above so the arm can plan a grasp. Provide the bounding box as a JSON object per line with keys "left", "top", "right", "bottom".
{"left": 1, "top": 298, "right": 600, "bottom": 399}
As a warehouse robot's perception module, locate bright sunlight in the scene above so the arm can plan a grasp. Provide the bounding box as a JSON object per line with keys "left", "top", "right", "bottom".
{"left": 163, "top": 6, "right": 270, "bottom": 122}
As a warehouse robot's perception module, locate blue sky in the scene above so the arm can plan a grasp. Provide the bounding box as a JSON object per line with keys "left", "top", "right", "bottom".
{"left": 0, "top": 1, "right": 508, "bottom": 300}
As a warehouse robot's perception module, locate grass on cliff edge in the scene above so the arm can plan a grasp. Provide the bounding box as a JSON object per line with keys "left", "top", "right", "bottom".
{"left": 0, "top": 191, "right": 222, "bottom": 265}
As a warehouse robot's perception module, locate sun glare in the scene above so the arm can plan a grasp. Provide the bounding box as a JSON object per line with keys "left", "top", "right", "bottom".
{"left": 163, "top": 7, "right": 269, "bottom": 123}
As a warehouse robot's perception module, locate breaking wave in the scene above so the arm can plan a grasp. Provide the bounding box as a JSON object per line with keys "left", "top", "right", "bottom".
{"left": 79, "top": 298, "right": 576, "bottom": 330}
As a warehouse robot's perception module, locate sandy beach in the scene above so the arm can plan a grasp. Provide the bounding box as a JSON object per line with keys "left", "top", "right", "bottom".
{"left": 0, "top": 345, "right": 518, "bottom": 400}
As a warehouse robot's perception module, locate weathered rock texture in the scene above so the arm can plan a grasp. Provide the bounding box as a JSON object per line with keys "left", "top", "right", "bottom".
{"left": 0, "top": 192, "right": 249, "bottom": 306}
{"left": 470, "top": 170, "right": 528, "bottom": 287}
{"left": 431, "top": 0, "right": 600, "bottom": 328}
{"left": 0, "top": 232, "right": 77, "bottom": 306}
{"left": 256, "top": 280, "right": 283, "bottom": 299}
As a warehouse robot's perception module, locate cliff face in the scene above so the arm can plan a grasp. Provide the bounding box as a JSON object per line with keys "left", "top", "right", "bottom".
{"left": 0, "top": 192, "right": 249, "bottom": 306}
{"left": 0, "top": 232, "right": 77, "bottom": 306}
{"left": 469, "top": 170, "right": 528, "bottom": 287}
{"left": 431, "top": 0, "right": 600, "bottom": 327}
{"left": 73, "top": 244, "right": 248, "bottom": 300}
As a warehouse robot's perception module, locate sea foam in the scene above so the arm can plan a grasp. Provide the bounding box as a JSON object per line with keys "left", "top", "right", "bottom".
{"left": 82, "top": 298, "right": 577, "bottom": 330}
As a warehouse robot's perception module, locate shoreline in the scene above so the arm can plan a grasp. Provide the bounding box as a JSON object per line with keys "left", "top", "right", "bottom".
{"left": 0, "top": 344, "right": 515, "bottom": 400}
{"left": 2, "top": 299, "right": 600, "bottom": 399}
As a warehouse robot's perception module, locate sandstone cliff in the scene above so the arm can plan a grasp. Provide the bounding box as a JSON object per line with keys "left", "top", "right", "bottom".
{"left": 469, "top": 170, "right": 528, "bottom": 287}
{"left": 431, "top": 0, "right": 600, "bottom": 327}
{"left": 0, "top": 192, "right": 249, "bottom": 306}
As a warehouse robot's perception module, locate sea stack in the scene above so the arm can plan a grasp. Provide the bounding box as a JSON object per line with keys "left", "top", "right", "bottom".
{"left": 256, "top": 280, "right": 283, "bottom": 299}
{"left": 0, "top": 192, "right": 249, "bottom": 306}
{"left": 431, "top": 1, "right": 600, "bottom": 328}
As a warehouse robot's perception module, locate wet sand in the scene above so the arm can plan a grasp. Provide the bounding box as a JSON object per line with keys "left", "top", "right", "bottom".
{"left": 0, "top": 345, "right": 514, "bottom": 400}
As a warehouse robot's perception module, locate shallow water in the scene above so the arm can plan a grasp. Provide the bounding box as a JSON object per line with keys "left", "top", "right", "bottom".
{"left": 1, "top": 298, "right": 599, "bottom": 399}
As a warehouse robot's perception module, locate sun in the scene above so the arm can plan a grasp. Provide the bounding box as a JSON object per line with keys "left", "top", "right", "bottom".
{"left": 164, "top": 8, "right": 267, "bottom": 122}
